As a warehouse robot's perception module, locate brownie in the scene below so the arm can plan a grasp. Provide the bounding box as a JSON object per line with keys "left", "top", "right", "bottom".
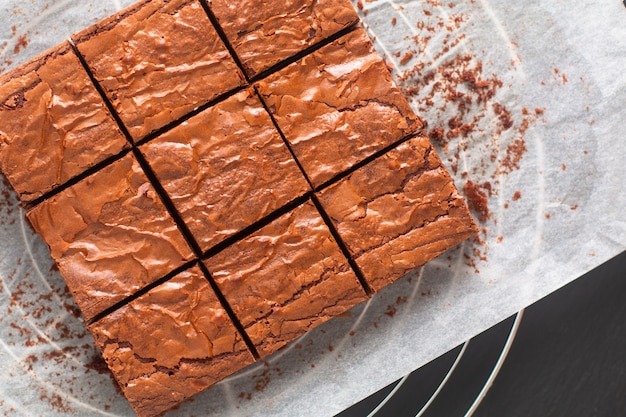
{"left": 0, "top": 1, "right": 481, "bottom": 413}
{"left": 208, "top": 0, "right": 360, "bottom": 77}
{"left": 88, "top": 265, "right": 255, "bottom": 417}
{"left": 26, "top": 153, "right": 194, "bottom": 321}
{"left": 140, "top": 87, "right": 311, "bottom": 253}
{"left": 256, "top": 28, "right": 423, "bottom": 187}
{"left": 72, "top": 0, "right": 246, "bottom": 141}
{"left": 317, "top": 136, "right": 478, "bottom": 291}
{"left": 204, "top": 201, "right": 368, "bottom": 358}
{"left": 0, "top": 41, "right": 129, "bottom": 204}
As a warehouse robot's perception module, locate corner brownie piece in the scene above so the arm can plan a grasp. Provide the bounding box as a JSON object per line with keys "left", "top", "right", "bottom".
{"left": 204, "top": 201, "right": 368, "bottom": 358}
{"left": 140, "top": 87, "right": 310, "bottom": 253}
{"left": 317, "top": 136, "right": 478, "bottom": 292}
{"left": 89, "top": 265, "right": 254, "bottom": 417}
{"left": 256, "top": 28, "right": 422, "bottom": 187}
{"left": 72, "top": 0, "right": 245, "bottom": 142}
{"left": 26, "top": 153, "right": 194, "bottom": 321}
{"left": 208, "top": 0, "right": 360, "bottom": 77}
{"left": 0, "top": 42, "right": 129, "bottom": 204}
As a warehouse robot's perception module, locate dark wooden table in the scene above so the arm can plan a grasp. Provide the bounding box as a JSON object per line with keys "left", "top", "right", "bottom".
{"left": 338, "top": 250, "right": 626, "bottom": 417}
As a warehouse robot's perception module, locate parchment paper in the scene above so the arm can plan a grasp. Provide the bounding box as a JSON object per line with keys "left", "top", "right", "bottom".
{"left": 1, "top": 0, "right": 625, "bottom": 416}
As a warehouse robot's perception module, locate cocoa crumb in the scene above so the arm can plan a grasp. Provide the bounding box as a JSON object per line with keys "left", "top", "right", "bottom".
{"left": 400, "top": 51, "right": 414, "bottom": 65}
{"left": 512, "top": 191, "right": 521, "bottom": 201}
{"left": 463, "top": 180, "right": 491, "bottom": 221}
{"left": 13, "top": 35, "right": 29, "bottom": 54}
{"left": 384, "top": 305, "right": 397, "bottom": 317}
{"left": 499, "top": 138, "right": 527, "bottom": 174}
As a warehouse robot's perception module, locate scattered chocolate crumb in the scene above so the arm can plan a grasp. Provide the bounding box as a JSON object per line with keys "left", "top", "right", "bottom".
{"left": 400, "top": 51, "right": 414, "bottom": 65}
{"left": 238, "top": 391, "right": 252, "bottom": 401}
{"left": 570, "top": 205, "right": 578, "bottom": 211}
{"left": 384, "top": 305, "right": 397, "bottom": 317}
{"left": 463, "top": 180, "right": 491, "bottom": 221}
{"left": 13, "top": 35, "right": 29, "bottom": 54}
{"left": 512, "top": 191, "right": 521, "bottom": 201}
{"left": 561, "top": 163, "right": 566, "bottom": 170}
{"left": 391, "top": 17, "right": 397, "bottom": 26}
{"left": 499, "top": 138, "right": 528, "bottom": 175}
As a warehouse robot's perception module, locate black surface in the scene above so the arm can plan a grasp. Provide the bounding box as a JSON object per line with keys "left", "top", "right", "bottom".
{"left": 338, "top": 250, "right": 626, "bottom": 416}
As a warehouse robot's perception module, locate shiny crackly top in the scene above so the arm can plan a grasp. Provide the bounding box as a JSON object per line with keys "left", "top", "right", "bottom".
{"left": 26, "top": 153, "right": 194, "bottom": 321}
{"left": 0, "top": 0, "right": 480, "bottom": 414}
{"left": 0, "top": 42, "right": 128, "bottom": 204}
{"left": 205, "top": 201, "right": 368, "bottom": 358}
{"left": 73, "top": 0, "right": 245, "bottom": 141}
{"left": 209, "top": 0, "right": 360, "bottom": 77}
{"left": 257, "top": 28, "right": 423, "bottom": 187}
{"left": 318, "top": 136, "right": 478, "bottom": 291}
{"left": 88, "top": 266, "right": 255, "bottom": 417}
{"left": 140, "top": 88, "right": 311, "bottom": 253}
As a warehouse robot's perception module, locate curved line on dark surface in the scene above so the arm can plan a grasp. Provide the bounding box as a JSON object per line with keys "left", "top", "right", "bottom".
{"left": 464, "top": 309, "right": 525, "bottom": 417}
{"left": 414, "top": 340, "right": 470, "bottom": 417}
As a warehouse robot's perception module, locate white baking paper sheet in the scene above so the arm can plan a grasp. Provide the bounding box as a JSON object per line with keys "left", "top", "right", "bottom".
{"left": 1, "top": 0, "right": 625, "bottom": 415}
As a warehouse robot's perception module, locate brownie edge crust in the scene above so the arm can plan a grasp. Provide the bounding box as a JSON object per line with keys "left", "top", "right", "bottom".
{"left": 0, "top": 1, "right": 479, "bottom": 416}
{"left": 88, "top": 266, "right": 255, "bottom": 417}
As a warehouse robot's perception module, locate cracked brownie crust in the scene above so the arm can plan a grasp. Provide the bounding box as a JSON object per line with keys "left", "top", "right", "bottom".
{"left": 88, "top": 266, "right": 254, "bottom": 417}
{"left": 317, "top": 136, "right": 478, "bottom": 291}
{"left": 209, "top": 0, "right": 360, "bottom": 77}
{"left": 140, "top": 88, "right": 310, "bottom": 253}
{"left": 256, "top": 28, "right": 423, "bottom": 187}
{"left": 0, "top": 42, "right": 128, "bottom": 203}
{"left": 26, "top": 153, "right": 194, "bottom": 321}
{"left": 73, "top": 0, "right": 245, "bottom": 141}
{"left": 0, "top": 1, "right": 478, "bottom": 415}
{"left": 204, "top": 201, "right": 368, "bottom": 358}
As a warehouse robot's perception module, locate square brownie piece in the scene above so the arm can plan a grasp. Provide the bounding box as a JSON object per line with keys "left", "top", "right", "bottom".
{"left": 0, "top": 42, "right": 129, "bottom": 204}
{"left": 208, "top": 0, "right": 360, "bottom": 77}
{"left": 72, "top": 0, "right": 245, "bottom": 142}
{"left": 89, "top": 265, "right": 254, "bottom": 417}
{"left": 140, "top": 87, "right": 310, "bottom": 253}
{"left": 204, "top": 200, "right": 368, "bottom": 358}
{"left": 316, "top": 136, "right": 478, "bottom": 292}
{"left": 256, "top": 28, "right": 423, "bottom": 188}
{"left": 26, "top": 153, "right": 194, "bottom": 321}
